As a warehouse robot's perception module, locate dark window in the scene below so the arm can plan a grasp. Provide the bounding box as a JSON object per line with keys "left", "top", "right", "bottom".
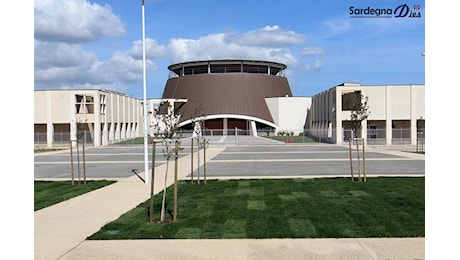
{"left": 341, "top": 91, "right": 361, "bottom": 110}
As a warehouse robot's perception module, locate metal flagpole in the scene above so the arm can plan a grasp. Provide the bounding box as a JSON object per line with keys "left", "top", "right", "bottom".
{"left": 142, "top": 0, "right": 149, "bottom": 184}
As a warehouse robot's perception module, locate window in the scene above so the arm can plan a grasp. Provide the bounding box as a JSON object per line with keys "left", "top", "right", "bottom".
{"left": 75, "top": 94, "right": 94, "bottom": 114}
{"left": 341, "top": 91, "right": 361, "bottom": 111}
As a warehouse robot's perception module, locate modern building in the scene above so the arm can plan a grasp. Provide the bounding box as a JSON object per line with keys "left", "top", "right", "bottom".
{"left": 34, "top": 62, "right": 424, "bottom": 148}
{"left": 161, "top": 59, "right": 310, "bottom": 136}
{"left": 34, "top": 89, "right": 143, "bottom": 148}
{"left": 305, "top": 83, "right": 425, "bottom": 145}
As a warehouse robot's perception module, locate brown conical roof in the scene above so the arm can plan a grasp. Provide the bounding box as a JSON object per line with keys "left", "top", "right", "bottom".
{"left": 161, "top": 73, "right": 292, "bottom": 125}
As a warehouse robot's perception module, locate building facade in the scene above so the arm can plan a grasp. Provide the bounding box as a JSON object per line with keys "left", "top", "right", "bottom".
{"left": 34, "top": 89, "right": 143, "bottom": 148}
{"left": 161, "top": 59, "right": 309, "bottom": 136}
{"left": 306, "top": 83, "right": 425, "bottom": 145}
{"left": 34, "top": 65, "right": 424, "bottom": 147}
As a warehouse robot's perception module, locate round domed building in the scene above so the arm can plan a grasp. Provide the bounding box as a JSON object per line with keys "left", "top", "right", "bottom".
{"left": 160, "top": 59, "right": 310, "bottom": 136}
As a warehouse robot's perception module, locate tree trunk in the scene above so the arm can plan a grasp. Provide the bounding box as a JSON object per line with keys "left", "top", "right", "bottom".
{"left": 354, "top": 131, "right": 361, "bottom": 181}
{"left": 197, "top": 136, "right": 201, "bottom": 184}
{"left": 149, "top": 142, "right": 156, "bottom": 224}
{"left": 160, "top": 141, "right": 170, "bottom": 222}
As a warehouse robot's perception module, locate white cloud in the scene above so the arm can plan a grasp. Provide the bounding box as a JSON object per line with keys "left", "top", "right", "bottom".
{"left": 34, "top": 43, "right": 157, "bottom": 90}
{"left": 34, "top": 41, "right": 103, "bottom": 87}
{"left": 322, "top": 19, "right": 353, "bottom": 38}
{"left": 130, "top": 38, "right": 169, "bottom": 59}
{"left": 224, "top": 25, "right": 307, "bottom": 47}
{"left": 96, "top": 51, "right": 157, "bottom": 84}
{"left": 304, "top": 60, "right": 325, "bottom": 72}
{"left": 301, "top": 47, "right": 325, "bottom": 56}
{"left": 34, "top": 0, "right": 125, "bottom": 43}
{"left": 167, "top": 29, "right": 302, "bottom": 66}
{"left": 34, "top": 41, "right": 97, "bottom": 70}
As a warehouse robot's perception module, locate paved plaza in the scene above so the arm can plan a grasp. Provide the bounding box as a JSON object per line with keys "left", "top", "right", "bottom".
{"left": 34, "top": 138, "right": 425, "bottom": 260}
{"left": 34, "top": 138, "right": 424, "bottom": 180}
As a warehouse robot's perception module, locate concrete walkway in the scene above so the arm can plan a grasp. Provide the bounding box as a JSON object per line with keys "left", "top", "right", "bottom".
{"left": 61, "top": 238, "right": 424, "bottom": 260}
{"left": 35, "top": 145, "right": 425, "bottom": 260}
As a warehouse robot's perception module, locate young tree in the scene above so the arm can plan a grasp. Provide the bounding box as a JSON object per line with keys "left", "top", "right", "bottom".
{"left": 151, "top": 100, "right": 181, "bottom": 222}
{"left": 73, "top": 120, "right": 88, "bottom": 186}
{"left": 189, "top": 104, "right": 207, "bottom": 184}
{"left": 348, "top": 95, "right": 370, "bottom": 181}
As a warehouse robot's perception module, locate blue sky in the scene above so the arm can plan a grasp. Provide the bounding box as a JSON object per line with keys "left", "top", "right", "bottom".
{"left": 34, "top": 0, "right": 425, "bottom": 98}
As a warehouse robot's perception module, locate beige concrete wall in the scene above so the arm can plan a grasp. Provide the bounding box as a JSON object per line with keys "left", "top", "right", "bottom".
{"left": 34, "top": 89, "right": 143, "bottom": 147}
{"left": 388, "top": 85, "right": 411, "bottom": 119}
{"left": 412, "top": 85, "right": 425, "bottom": 119}
{"left": 307, "top": 83, "right": 425, "bottom": 145}
{"left": 266, "top": 97, "right": 311, "bottom": 135}
{"left": 34, "top": 91, "right": 73, "bottom": 123}
{"left": 34, "top": 91, "right": 48, "bottom": 123}
{"left": 366, "top": 87, "right": 386, "bottom": 119}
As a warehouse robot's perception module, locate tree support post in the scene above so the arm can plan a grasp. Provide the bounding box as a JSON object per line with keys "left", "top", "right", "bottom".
{"left": 82, "top": 142, "right": 86, "bottom": 185}
{"left": 348, "top": 138, "right": 354, "bottom": 181}
{"left": 191, "top": 138, "right": 194, "bottom": 184}
{"left": 70, "top": 140, "right": 75, "bottom": 186}
{"left": 174, "top": 140, "right": 179, "bottom": 221}
{"left": 149, "top": 141, "right": 156, "bottom": 224}
{"left": 363, "top": 140, "right": 366, "bottom": 182}
{"left": 203, "top": 139, "right": 207, "bottom": 184}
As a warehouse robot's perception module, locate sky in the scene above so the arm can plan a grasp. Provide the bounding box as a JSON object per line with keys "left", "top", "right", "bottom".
{"left": 34, "top": 0, "right": 425, "bottom": 99}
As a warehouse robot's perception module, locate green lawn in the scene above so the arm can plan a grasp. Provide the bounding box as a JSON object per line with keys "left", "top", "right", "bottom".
{"left": 262, "top": 135, "right": 317, "bottom": 143}
{"left": 34, "top": 180, "right": 116, "bottom": 211}
{"left": 88, "top": 177, "right": 424, "bottom": 239}
{"left": 34, "top": 148, "right": 64, "bottom": 153}
{"left": 113, "top": 137, "right": 146, "bottom": 145}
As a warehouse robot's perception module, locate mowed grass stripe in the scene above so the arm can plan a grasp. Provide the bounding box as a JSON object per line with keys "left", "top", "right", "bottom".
{"left": 88, "top": 177, "right": 424, "bottom": 240}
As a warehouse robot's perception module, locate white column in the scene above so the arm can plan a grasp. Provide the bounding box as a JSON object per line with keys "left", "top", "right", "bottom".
{"left": 410, "top": 85, "right": 417, "bottom": 145}
{"left": 47, "top": 123, "right": 53, "bottom": 148}
{"left": 46, "top": 91, "right": 53, "bottom": 148}
{"left": 70, "top": 92, "right": 77, "bottom": 147}
{"left": 121, "top": 123, "right": 126, "bottom": 139}
{"left": 109, "top": 123, "right": 114, "bottom": 142}
{"left": 122, "top": 96, "right": 126, "bottom": 139}
{"left": 250, "top": 120, "right": 257, "bottom": 136}
{"left": 115, "top": 94, "right": 120, "bottom": 141}
{"left": 115, "top": 123, "right": 120, "bottom": 141}
{"left": 385, "top": 86, "right": 392, "bottom": 145}
{"left": 102, "top": 122, "right": 108, "bottom": 145}
{"left": 223, "top": 118, "right": 228, "bottom": 136}
{"left": 335, "top": 89, "right": 343, "bottom": 145}
{"left": 94, "top": 92, "right": 101, "bottom": 146}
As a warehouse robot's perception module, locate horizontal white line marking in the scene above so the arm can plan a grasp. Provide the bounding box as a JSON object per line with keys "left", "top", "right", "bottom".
{"left": 35, "top": 157, "right": 423, "bottom": 165}
{"left": 221, "top": 151, "right": 349, "bottom": 154}
{"left": 44, "top": 153, "right": 189, "bottom": 156}
{"left": 210, "top": 158, "right": 421, "bottom": 162}
{"left": 35, "top": 161, "right": 168, "bottom": 164}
